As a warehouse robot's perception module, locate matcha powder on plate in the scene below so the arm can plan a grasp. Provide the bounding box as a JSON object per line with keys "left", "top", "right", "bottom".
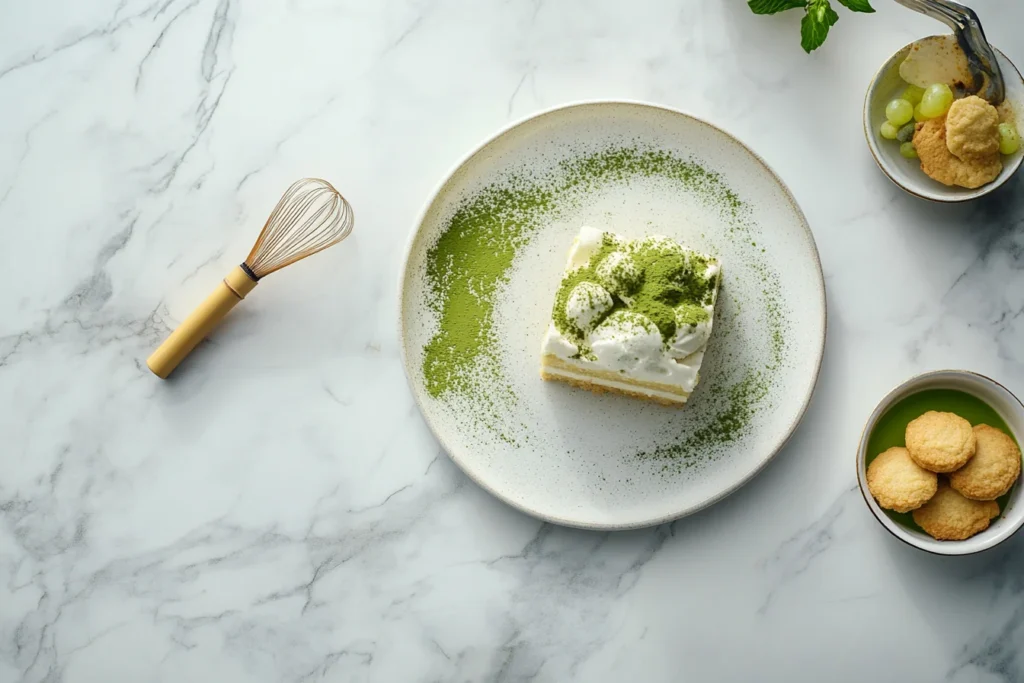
{"left": 419, "top": 144, "right": 788, "bottom": 464}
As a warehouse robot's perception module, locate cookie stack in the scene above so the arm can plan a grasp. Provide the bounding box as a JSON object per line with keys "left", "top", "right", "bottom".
{"left": 867, "top": 411, "right": 1022, "bottom": 541}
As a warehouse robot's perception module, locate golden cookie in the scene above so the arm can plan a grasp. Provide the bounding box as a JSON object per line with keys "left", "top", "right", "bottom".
{"left": 905, "top": 410, "right": 976, "bottom": 473}
{"left": 912, "top": 483, "right": 1000, "bottom": 541}
{"left": 945, "top": 95, "right": 1001, "bottom": 161}
{"left": 866, "top": 446, "right": 938, "bottom": 512}
{"left": 914, "top": 117, "right": 1002, "bottom": 189}
{"left": 949, "top": 424, "right": 1021, "bottom": 501}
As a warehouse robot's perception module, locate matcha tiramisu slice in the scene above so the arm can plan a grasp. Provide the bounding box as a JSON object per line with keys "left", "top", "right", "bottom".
{"left": 540, "top": 226, "right": 721, "bottom": 406}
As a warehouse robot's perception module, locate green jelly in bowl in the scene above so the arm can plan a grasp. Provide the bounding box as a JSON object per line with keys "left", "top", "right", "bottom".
{"left": 857, "top": 370, "right": 1024, "bottom": 555}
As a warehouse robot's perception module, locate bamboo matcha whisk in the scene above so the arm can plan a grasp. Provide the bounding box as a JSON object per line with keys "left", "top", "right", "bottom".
{"left": 147, "top": 178, "right": 354, "bottom": 379}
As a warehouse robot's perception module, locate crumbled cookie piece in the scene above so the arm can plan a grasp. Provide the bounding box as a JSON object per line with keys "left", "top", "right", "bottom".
{"left": 914, "top": 117, "right": 1002, "bottom": 189}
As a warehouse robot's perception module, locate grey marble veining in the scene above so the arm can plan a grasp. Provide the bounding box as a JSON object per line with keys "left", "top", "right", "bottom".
{"left": 2, "top": 1, "right": 1024, "bottom": 681}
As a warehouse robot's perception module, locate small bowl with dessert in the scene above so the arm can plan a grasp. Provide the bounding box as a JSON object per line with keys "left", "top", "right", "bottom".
{"left": 864, "top": 33, "right": 1024, "bottom": 202}
{"left": 857, "top": 370, "right": 1024, "bottom": 555}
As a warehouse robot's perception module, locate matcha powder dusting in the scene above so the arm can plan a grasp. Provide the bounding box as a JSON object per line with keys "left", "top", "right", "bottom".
{"left": 422, "top": 180, "right": 550, "bottom": 397}
{"left": 419, "top": 144, "right": 789, "bottom": 459}
{"left": 421, "top": 179, "right": 554, "bottom": 441}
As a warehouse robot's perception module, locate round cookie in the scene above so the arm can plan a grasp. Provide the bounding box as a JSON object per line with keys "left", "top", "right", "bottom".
{"left": 905, "top": 411, "right": 976, "bottom": 473}
{"left": 949, "top": 424, "right": 1021, "bottom": 501}
{"left": 912, "top": 483, "right": 1000, "bottom": 541}
{"left": 866, "top": 446, "right": 938, "bottom": 512}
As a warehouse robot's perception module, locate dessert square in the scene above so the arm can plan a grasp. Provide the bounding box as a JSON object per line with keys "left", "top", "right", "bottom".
{"left": 540, "top": 226, "right": 721, "bottom": 406}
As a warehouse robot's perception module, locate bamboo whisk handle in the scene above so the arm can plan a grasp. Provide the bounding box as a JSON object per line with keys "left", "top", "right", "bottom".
{"left": 146, "top": 266, "right": 258, "bottom": 379}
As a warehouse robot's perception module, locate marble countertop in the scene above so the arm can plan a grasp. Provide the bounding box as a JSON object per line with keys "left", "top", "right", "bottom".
{"left": 3, "top": 1, "right": 1024, "bottom": 681}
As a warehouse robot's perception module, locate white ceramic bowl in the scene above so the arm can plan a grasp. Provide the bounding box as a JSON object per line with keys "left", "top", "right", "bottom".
{"left": 863, "top": 36, "right": 1024, "bottom": 202}
{"left": 857, "top": 370, "right": 1024, "bottom": 555}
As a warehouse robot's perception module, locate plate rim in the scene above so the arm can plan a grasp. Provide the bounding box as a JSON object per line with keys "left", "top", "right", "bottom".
{"left": 397, "top": 99, "right": 828, "bottom": 530}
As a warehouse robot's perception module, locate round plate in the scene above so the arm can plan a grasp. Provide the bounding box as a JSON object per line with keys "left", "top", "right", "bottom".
{"left": 399, "top": 101, "right": 825, "bottom": 529}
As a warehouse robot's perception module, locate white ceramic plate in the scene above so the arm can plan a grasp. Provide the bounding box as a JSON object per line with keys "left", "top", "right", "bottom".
{"left": 399, "top": 101, "right": 826, "bottom": 529}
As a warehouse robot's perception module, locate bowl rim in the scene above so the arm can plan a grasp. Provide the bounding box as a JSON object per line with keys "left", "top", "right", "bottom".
{"left": 862, "top": 36, "right": 1024, "bottom": 204}
{"left": 856, "top": 369, "right": 1024, "bottom": 556}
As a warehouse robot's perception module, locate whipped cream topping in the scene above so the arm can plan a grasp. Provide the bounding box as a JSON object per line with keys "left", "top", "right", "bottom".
{"left": 669, "top": 319, "right": 712, "bottom": 358}
{"left": 540, "top": 226, "right": 720, "bottom": 391}
{"left": 590, "top": 310, "right": 671, "bottom": 377}
{"left": 595, "top": 250, "right": 641, "bottom": 299}
{"left": 565, "top": 281, "right": 614, "bottom": 333}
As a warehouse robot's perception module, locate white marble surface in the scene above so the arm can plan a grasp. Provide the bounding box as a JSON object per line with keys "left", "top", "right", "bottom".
{"left": 2, "top": 1, "right": 1024, "bottom": 681}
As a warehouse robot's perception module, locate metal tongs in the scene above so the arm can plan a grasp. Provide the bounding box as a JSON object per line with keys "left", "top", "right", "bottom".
{"left": 895, "top": 0, "right": 1005, "bottom": 104}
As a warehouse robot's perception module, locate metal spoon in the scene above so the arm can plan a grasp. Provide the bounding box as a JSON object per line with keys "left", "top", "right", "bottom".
{"left": 894, "top": 0, "right": 1005, "bottom": 104}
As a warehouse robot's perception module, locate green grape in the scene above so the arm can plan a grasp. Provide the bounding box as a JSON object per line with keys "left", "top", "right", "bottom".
{"left": 900, "top": 142, "right": 918, "bottom": 159}
{"left": 880, "top": 121, "right": 899, "bottom": 140}
{"left": 998, "top": 122, "right": 1021, "bottom": 155}
{"left": 901, "top": 85, "right": 926, "bottom": 106}
{"left": 919, "top": 83, "right": 954, "bottom": 118}
{"left": 886, "top": 98, "right": 915, "bottom": 126}
{"left": 896, "top": 122, "right": 916, "bottom": 143}
{"left": 914, "top": 103, "right": 930, "bottom": 122}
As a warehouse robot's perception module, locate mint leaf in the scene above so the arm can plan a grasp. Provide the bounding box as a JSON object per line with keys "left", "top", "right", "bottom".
{"left": 748, "top": 0, "right": 806, "bottom": 14}
{"left": 836, "top": 0, "right": 875, "bottom": 12}
{"left": 800, "top": 0, "right": 839, "bottom": 53}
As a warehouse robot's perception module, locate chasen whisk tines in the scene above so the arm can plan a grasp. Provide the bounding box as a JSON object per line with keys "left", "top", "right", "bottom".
{"left": 244, "top": 178, "right": 354, "bottom": 279}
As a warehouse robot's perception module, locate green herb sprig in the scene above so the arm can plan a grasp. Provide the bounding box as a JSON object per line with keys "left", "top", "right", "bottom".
{"left": 748, "top": 0, "right": 874, "bottom": 53}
